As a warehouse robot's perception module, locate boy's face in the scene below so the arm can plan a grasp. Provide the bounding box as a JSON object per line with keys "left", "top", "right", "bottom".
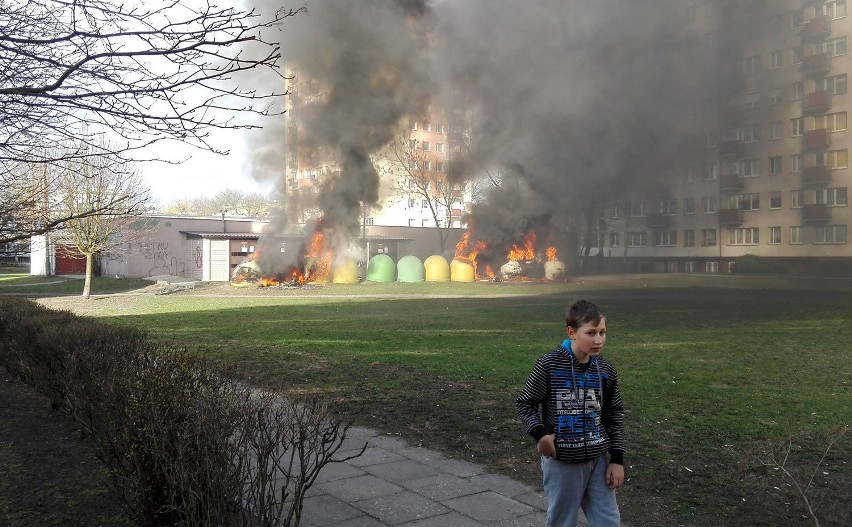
{"left": 566, "top": 317, "right": 606, "bottom": 363}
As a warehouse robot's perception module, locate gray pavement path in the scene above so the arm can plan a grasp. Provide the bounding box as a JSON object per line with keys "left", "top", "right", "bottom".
{"left": 300, "top": 426, "right": 591, "bottom": 527}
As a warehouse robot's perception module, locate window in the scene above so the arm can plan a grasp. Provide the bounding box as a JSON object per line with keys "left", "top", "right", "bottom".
{"left": 769, "top": 226, "right": 782, "bottom": 244}
{"left": 702, "top": 196, "right": 717, "bottom": 213}
{"left": 742, "top": 55, "right": 760, "bottom": 74}
{"left": 629, "top": 201, "right": 645, "bottom": 217}
{"left": 816, "top": 187, "right": 848, "bottom": 206}
{"left": 423, "top": 123, "right": 431, "bottom": 132}
{"left": 422, "top": 219, "right": 430, "bottom": 227}
{"left": 729, "top": 227, "right": 760, "bottom": 245}
{"left": 660, "top": 199, "right": 677, "bottom": 215}
{"left": 609, "top": 232, "right": 620, "bottom": 248}
{"left": 686, "top": 166, "right": 698, "bottom": 183}
{"left": 628, "top": 232, "right": 647, "bottom": 247}
{"left": 792, "top": 190, "right": 804, "bottom": 208}
{"left": 436, "top": 161, "right": 444, "bottom": 173}
{"left": 769, "top": 88, "right": 783, "bottom": 104}
{"left": 422, "top": 199, "right": 428, "bottom": 209}
{"left": 793, "top": 81, "right": 805, "bottom": 100}
{"left": 420, "top": 141, "right": 430, "bottom": 151}
{"left": 743, "top": 158, "right": 760, "bottom": 177}
{"left": 408, "top": 218, "right": 417, "bottom": 226}
{"left": 706, "top": 261, "right": 719, "bottom": 273}
{"left": 817, "top": 149, "right": 848, "bottom": 168}
{"left": 816, "top": 37, "right": 847, "bottom": 57}
{"left": 408, "top": 198, "right": 416, "bottom": 208}
{"left": 791, "top": 154, "right": 803, "bottom": 172}
{"left": 436, "top": 143, "right": 444, "bottom": 153}
{"left": 791, "top": 45, "right": 804, "bottom": 64}
{"left": 364, "top": 217, "right": 374, "bottom": 226}
{"left": 684, "top": 229, "right": 695, "bottom": 247}
{"left": 822, "top": 1, "right": 847, "bottom": 19}
{"left": 730, "top": 193, "right": 760, "bottom": 211}
{"left": 654, "top": 230, "right": 677, "bottom": 246}
{"left": 791, "top": 117, "right": 804, "bottom": 136}
{"left": 408, "top": 179, "right": 416, "bottom": 189}
{"left": 409, "top": 160, "right": 417, "bottom": 170}
{"left": 703, "top": 163, "right": 718, "bottom": 181}
{"left": 422, "top": 160, "right": 431, "bottom": 171}
{"left": 610, "top": 203, "right": 623, "bottom": 219}
{"left": 769, "top": 156, "right": 783, "bottom": 175}
{"left": 792, "top": 9, "right": 805, "bottom": 28}
{"left": 702, "top": 229, "right": 717, "bottom": 246}
{"left": 684, "top": 197, "right": 696, "bottom": 215}
{"left": 769, "top": 50, "right": 782, "bottom": 69}
{"left": 814, "top": 224, "right": 848, "bottom": 243}
{"left": 791, "top": 226, "right": 804, "bottom": 244}
{"left": 823, "top": 74, "right": 848, "bottom": 95}
{"left": 813, "top": 112, "right": 847, "bottom": 132}
{"left": 770, "top": 192, "right": 782, "bottom": 209}
{"left": 725, "top": 159, "right": 744, "bottom": 176}
{"left": 769, "top": 121, "right": 783, "bottom": 139}
{"left": 409, "top": 121, "right": 418, "bottom": 130}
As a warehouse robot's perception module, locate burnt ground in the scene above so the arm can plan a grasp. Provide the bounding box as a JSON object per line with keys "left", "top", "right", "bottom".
{"left": 0, "top": 368, "right": 131, "bottom": 527}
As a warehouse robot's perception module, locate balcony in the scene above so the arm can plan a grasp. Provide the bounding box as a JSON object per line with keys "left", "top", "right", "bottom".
{"left": 803, "top": 128, "right": 831, "bottom": 149}
{"left": 719, "top": 208, "right": 744, "bottom": 225}
{"left": 803, "top": 90, "right": 832, "bottom": 114}
{"left": 719, "top": 174, "right": 744, "bottom": 191}
{"left": 719, "top": 140, "right": 744, "bottom": 157}
{"left": 645, "top": 212, "right": 669, "bottom": 228}
{"left": 803, "top": 203, "right": 831, "bottom": 222}
{"left": 801, "top": 15, "right": 831, "bottom": 42}
{"left": 802, "top": 165, "right": 832, "bottom": 186}
{"left": 802, "top": 53, "right": 831, "bottom": 76}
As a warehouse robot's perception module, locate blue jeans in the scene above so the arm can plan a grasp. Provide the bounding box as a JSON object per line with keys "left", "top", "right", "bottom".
{"left": 541, "top": 455, "right": 620, "bottom": 527}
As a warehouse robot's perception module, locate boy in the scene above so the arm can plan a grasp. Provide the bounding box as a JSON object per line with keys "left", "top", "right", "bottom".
{"left": 515, "top": 299, "right": 625, "bottom": 527}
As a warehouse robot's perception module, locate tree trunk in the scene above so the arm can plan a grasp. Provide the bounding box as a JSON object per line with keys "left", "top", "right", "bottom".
{"left": 83, "top": 253, "right": 93, "bottom": 299}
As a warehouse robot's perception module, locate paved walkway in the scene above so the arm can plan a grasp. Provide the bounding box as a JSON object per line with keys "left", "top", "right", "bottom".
{"left": 300, "top": 426, "right": 589, "bottom": 527}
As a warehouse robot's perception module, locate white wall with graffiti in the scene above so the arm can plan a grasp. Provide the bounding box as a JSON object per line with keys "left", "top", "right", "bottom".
{"left": 99, "top": 216, "right": 267, "bottom": 281}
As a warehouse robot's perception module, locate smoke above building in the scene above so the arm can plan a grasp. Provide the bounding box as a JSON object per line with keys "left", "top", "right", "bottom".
{"left": 247, "top": 0, "right": 752, "bottom": 271}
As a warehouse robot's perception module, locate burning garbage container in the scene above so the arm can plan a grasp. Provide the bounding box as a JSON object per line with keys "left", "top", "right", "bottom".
{"left": 333, "top": 257, "right": 359, "bottom": 284}
{"left": 366, "top": 254, "right": 395, "bottom": 283}
{"left": 397, "top": 255, "right": 424, "bottom": 283}
{"left": 424, "top": 255, "right": 450, "bottom": 282}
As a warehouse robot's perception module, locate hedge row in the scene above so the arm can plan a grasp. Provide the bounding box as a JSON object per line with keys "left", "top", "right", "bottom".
{"left": 0, "top": 297, "right": 360, "bottom": 527}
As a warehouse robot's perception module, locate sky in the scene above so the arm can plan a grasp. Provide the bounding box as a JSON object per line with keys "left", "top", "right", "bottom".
{"left": 139, "top": 129, "right": 275, "bottom": 206}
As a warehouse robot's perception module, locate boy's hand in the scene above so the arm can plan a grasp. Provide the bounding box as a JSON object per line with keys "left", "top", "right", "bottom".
{"left": 606, "top": 463, "right": 624, "bottom": 489}
{"left": 536, "top": 434, "right": 556, "bottom": 458}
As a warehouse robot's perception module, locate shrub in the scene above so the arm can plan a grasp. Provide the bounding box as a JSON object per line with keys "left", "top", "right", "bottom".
{"left": 0, "top": 298, "right": 361, "bottom": 526}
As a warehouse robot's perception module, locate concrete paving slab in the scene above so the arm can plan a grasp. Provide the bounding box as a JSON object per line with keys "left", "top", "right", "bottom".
{"left": 299, "top": 494, "right": 366, "bottom": 527}
{"left": 432, "top": 457, "right": 487, "bottom": 478}
{"left": 347, "top": 446, "right": 407, "bottom": 467}
{"left": 442, "top": 491, "right": 536, "bottom": 523}
{"left": 313, "top": 459, "right": 367, "bottom": 484}
{"left": 363, "top": 459, "right": 442, "bottom": 484}
{"left": 317, "top": 473, "right": 404, "bottom": 502}
{"left": 397, "top": 511, "right": 487, "bottom": 526}
{"left": 401, "top": 473, "right": 490, "bottom": 501}
{"left": 475, "top": 473, "right": 537, "bottom": 497}
{"left": 353, "top": 490, "right": 450, "bottom": 525}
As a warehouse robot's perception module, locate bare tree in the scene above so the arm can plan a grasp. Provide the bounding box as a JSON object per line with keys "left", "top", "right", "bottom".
{"left": 380, "top": 131, "right": 466, "bottom": 252}
{"left": 0, "top": 0, "right": 300, "bottom": 242}
{"left": 159, "top": 189, "right": 271, "bottom": 218}
{"left": 54, "top": 149, "right": 151, "bottom": 298}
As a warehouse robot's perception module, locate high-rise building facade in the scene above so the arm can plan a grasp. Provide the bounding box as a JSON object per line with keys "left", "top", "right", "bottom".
{"left": 597, "top": 0, "right": 849, "bottom": 273}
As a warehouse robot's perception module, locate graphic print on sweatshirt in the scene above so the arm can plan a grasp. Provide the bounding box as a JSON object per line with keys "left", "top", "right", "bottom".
{"left": 552, "top": 367, "right": 606, "bottom": 449}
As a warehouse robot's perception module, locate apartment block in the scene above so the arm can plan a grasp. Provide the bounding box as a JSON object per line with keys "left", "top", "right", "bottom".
{"left": 596, "top": 0, "right": 850, "bottom": 273}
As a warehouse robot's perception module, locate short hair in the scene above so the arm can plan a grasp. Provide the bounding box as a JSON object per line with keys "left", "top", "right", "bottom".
{"left": 565, "top": 299, "right": 604, "bottom": 329}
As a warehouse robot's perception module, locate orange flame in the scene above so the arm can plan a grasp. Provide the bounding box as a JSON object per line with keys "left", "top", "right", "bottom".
{"left": 546, "top": 246, "right": 558, "bottom": 261}
{"left": 454, "top": 231, "right": 491, "bottom": 279}
{"left": 506, "top": 231, "right": 537, "bottom": 262}
{"left": 256, "top": 219, "right": 334, "bottom": 287}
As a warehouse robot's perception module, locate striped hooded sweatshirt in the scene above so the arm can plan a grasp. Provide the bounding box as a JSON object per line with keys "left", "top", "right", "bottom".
{"left": 515, "top": 340, "right": 625, "bottom": 465}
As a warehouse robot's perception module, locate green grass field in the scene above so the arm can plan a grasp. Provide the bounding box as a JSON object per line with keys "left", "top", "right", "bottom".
{"left": 11, "top": 272, "right": 852, "bottom": 526}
